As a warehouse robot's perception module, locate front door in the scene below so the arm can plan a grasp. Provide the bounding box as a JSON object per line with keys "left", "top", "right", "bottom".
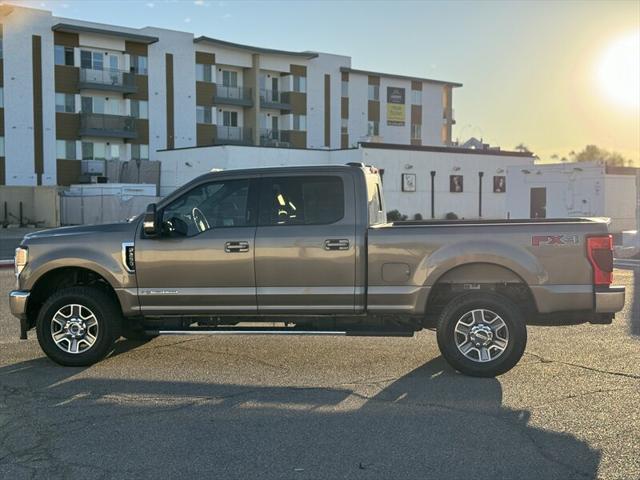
{"left": 254, "top": 173, "right": 357, "bottom": 313}
{"left": 135, "top": 178, "right": 258, "bottom": 314}
{"left": 530, "top": 187, "right": 547, "bottom": 219}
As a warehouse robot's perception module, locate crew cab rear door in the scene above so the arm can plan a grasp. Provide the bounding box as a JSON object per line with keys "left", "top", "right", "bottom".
{"left": 254, "top": 172, "right": 357, "bottom": 313}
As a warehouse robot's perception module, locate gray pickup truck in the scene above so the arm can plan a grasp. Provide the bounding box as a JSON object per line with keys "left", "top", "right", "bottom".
{"left": 10, "top": 164, "right": 625, "bottom": 376}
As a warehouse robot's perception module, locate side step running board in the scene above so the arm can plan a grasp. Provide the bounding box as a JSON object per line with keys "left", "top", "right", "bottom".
{"left": 145, "top": 327, "right": 414, "bottom": 337}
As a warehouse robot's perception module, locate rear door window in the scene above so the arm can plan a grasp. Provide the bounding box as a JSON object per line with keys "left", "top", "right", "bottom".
{"left": 259, "top": 176, "right": 344, "bottom": 226}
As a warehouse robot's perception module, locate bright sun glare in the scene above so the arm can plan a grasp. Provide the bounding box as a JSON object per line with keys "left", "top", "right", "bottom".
{"left": 596, "top": 30, "right": 640, "bottom": 110}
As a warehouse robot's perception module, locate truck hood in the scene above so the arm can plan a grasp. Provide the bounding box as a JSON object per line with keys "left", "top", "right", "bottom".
{"left": 22, "top": 221, "right": 139, "bottom": 243}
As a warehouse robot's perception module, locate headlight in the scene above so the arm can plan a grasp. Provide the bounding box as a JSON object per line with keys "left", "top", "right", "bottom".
{"left": 15, "top": 247, "right": 28, "bottom": 277}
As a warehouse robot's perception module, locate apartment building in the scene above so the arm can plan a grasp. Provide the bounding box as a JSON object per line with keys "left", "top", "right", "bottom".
{"left": 0, "top": 4, "right": 460, "bottom": 187}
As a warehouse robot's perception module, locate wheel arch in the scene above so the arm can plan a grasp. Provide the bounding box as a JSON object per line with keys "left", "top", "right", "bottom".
{"left": 424, "top": 262, "right": 538, "bottom": 319}
{"left": 26, "top": 266, "right": 123, "bottom": 328}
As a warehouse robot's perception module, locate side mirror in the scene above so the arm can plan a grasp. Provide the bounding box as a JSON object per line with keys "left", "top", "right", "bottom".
{"left": 143, "top": 203, "right": 159, "bottom": 236}
{"left": 162, "top": 217, "right": 189, "bottom": 237}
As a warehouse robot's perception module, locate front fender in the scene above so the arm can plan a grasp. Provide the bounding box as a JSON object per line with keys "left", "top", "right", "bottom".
{"left": 20, "top": 246, "right": 129, "bottom": 292}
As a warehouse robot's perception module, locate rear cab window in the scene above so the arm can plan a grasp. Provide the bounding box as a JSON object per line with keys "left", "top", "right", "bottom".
{"left": 365, "top": 171, "right": 386, "bottom": 226}
{"left": 258, "top": 176, "right": 345, "bottom": 226}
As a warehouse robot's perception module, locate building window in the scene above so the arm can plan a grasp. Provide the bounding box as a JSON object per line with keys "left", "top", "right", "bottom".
{"left": 82, "top": 141, "right": 108, "bottom": 160}
{"left": 341, "top": 118, "right": 348, "bottom": 134}
{"left": 221, "top": 70, "right": 238, "bottom": 87}
{"left": 56, "top": 93, "right": 75, "bottom": 113}
{"left": 131, "top": 144, "right": 149, "bottom": 160}
{"left": 222, "top": 110, "right": 238, "bottom": 127}
{"left": 81, "top": 96, "right": 121, "bottom": 115}
{"left": 80, "top": 50, "right": 103, "bottom": 70}
{"left": 82, "top": 96, "right": 104, "bottom": 114}
{"left": 293, "top": 75, "right": 306, "bottom": 93}
{"left": 411, "top": 90, "right": 422, "bottom": 105}
{"left": 197, "top": 105, "right": 213, "bottom": 124}
{"left": 55, "top": 45, "right": 74, "bottom": 66}
{"left": 411, "top": 123, "right": 421, "bottom": 140}
{"left": 130, "top": 99, "right": 148, "bottom": 119}
{"left": 368, "top": 85, "right": 379, "bottom": 101}
{"left": 0, "top": 136, "right": 4, "bottom": 157}
{"left": 56, "top": 140, "right": 77, "bottom": 160}
{"left": 341, "top": 80, "right": 348, "bottom": 97}
{"left": 130, "top": 55, "right": 148, "bottom": 75}
{"left": 110, "top": 144, "right": 121, "bottom": 160}
{"left": 293, "top": 114, "right": 306, "bottom": 131}
{"left": 195, "top": 63, "right": 213, "bottom": 83}
{"left": 367, "top": 121, "right": 379, "bottom": 136}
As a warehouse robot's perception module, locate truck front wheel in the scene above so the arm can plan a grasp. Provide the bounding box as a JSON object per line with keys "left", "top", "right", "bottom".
{"left": 436, "top": 292, "right": 527, "bottom": 377}
{"left": 36, "top": 286, "right": 121, "bottom": 366}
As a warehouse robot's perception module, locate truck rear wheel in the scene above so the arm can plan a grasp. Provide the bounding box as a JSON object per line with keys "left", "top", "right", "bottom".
{"left": 36, "top": 286, "right": 121, "bottom": 367}
{"left": 436, "top": 292, "right": 527, "bottom": 377}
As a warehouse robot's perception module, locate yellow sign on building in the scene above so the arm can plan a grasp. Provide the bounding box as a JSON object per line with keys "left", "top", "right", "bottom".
{"left": 387, "top": 87, "right": 405, "bottom": 126}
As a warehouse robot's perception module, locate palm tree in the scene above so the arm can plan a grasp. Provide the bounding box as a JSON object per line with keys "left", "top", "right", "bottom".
{"left": 514, "top": 143, "right": 530, "bottom": 153}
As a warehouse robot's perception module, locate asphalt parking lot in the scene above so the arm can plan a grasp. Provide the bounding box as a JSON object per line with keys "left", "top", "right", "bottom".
{"left": 0, "top": 266, "right": 638, "bottom": 480}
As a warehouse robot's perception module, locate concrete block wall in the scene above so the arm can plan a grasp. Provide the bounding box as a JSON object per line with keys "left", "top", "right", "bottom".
{"left": 0, "top": 186, "right": 60, "bottom": 227}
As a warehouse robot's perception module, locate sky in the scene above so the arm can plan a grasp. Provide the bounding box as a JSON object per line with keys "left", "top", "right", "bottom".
{"left": 12, "top": 0, "right": 640, "bottom": 164}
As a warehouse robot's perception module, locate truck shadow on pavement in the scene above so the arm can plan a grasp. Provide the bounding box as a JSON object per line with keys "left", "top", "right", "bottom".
{"left": 0, "top": 347, "right": 600, "bottom": 480}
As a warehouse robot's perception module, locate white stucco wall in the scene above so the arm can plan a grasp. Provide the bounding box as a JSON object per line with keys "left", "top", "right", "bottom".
{"left": 157, "top": 144, "right": 533, "bottom": 220}
{"left": 505, "top": 162, "right": 637, "bottom": 232}
{"left": 361, "top": 148, "right": 532, "bottom": 219}
{"left": 421, "top": 83, "right": 444, "bottom": 146}
{"left": 143, "top": 27, "right": 197, "bottom": 153}
{"left": 307, "top": 53, "right": 350, "bottom": 149}
{"left": 604, "top": 174, "right": 637, "bottom": 231}
{"left": 347, "top": 73, "right": 369, "bottom": 145}
{"left": 2, "top": 6, "right": 56, "bottom": 185}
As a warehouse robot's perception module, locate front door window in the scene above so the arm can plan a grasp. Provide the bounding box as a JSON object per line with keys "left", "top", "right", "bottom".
{"left": 162, "top": 179, "right": 253, "bottom": 236}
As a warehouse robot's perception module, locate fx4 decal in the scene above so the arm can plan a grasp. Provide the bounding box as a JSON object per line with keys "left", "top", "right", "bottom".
{"left": 531, "top": 234, "right": 579, "bottom": 247}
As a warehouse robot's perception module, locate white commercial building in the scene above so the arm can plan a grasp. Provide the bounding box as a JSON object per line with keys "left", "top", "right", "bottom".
{"left": 506, "top": 162, "right": 638, "bottom": 233}
{"left": 157, "top": 143, "right": 535, "bottom": 220}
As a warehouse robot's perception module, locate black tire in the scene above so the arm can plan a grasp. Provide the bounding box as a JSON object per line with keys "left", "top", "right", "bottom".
{"left": 36, "top": 286, "right": 122, "bottom": 366}
{"left": 436, "top": 292, "right": 527, "bottom": 377}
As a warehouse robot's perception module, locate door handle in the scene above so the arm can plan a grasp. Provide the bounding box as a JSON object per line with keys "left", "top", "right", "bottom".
{"left": 324, "top": 239, "right": 350, "bottom": 251}
{"left": 225, "top": 241, "right": 250, "bottom": 253}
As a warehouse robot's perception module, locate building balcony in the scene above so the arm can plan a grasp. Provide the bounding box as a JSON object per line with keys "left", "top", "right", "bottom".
{"left": 259, "top": 129, "right": 291, "bottom": 148}
{"left": 260, "top": 89, "right": 291, "bottom": 110}
{"left": 79, "top": 113, "right": 137, "bottom": 139}
{"left": 79, "top": 67, "right": 138, "bottom": 94}
{"left": 213, "top": 85, "right": 253, "bottom": 107}
{"left": 216, "top": 126, "right": 253, "bottom": 145}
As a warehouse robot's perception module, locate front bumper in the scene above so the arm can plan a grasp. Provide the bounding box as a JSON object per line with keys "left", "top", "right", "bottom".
{"left": 595, "top": 286, "right": 625, "bottom": 313}
{"left": 9, "top": 290, "right": 30, "bottom": 319}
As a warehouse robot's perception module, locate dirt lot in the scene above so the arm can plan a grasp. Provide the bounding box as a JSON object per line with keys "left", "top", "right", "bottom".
{"left": 0, "top": 266, "right": 638, "bottom": 479}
